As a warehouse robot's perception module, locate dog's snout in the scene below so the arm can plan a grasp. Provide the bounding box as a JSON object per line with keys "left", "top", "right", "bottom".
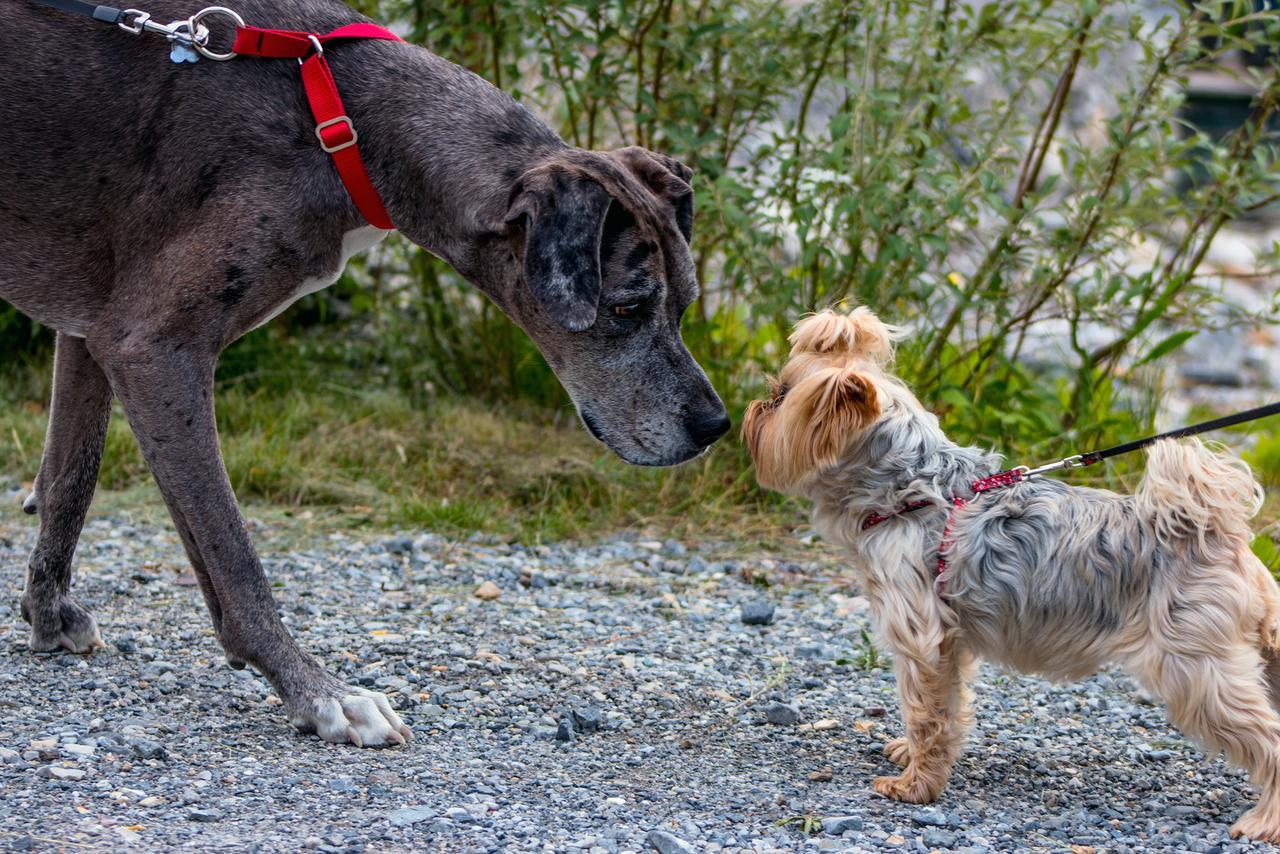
{"left": 688, "top": 411, "right": 731, "bottom": 448}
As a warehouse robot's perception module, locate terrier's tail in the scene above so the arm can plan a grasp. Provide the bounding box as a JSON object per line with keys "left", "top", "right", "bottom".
{"left": 1139, "top": 438, "right": 1280, "bottom": 652}
{"left": 1136, "top": 437, "right": 1263, "bottom": 556}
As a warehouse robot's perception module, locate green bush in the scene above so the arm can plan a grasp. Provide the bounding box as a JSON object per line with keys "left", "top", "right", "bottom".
{"left": 334, "top": 0, "right": 1279, "bottom": 461}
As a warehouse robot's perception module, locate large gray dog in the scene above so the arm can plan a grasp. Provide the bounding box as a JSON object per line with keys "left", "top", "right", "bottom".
{"left": 0, "top": 0, "right": 728, "bottom": 747}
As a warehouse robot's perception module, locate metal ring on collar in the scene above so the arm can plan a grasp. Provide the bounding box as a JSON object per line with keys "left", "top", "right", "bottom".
{"left": 189, "top": 6, "right": 244, "bottom": 61}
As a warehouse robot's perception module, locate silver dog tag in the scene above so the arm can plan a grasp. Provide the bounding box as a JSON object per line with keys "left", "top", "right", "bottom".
{"left": 170, "top": 43, "right": 201, "bottom": 63}
{"left": 165, "top": 20, "right": 207, "bottom": 64}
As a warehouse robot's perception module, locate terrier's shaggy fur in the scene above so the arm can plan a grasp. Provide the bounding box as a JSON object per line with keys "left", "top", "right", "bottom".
{"left": 744, "top": 306, "right": 1280, "bottom": 842}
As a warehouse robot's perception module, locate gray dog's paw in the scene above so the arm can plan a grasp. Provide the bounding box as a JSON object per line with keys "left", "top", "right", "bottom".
{"left": 289, "top": 687, "right": 413, "bottom": 748}
{"left": 22, "top": 597, "right": 104, "bottom": 654}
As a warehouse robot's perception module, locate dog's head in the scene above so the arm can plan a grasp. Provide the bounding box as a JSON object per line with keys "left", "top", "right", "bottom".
{"left": 498, "top": 146, "right": 728, "bottom": 466}
{"left": 743, "top": 308, "right": 896, "bottom": 492}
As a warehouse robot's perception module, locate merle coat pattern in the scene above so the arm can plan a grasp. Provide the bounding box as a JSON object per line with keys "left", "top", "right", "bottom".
{"left": 0, "top": 0, "right": 728, "bottom": 746}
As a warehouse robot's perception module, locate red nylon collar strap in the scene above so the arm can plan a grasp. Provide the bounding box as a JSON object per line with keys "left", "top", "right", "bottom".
{"left": 232, "top": 23, "right": 402, "bottom": 230}
{"left": 860, "top": 468, "right": 1028, "bottom": 580}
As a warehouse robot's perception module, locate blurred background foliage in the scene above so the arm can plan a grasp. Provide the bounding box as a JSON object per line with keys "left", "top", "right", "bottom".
{"left": 3, "top": 0, "right": 1280, "bottom": 540}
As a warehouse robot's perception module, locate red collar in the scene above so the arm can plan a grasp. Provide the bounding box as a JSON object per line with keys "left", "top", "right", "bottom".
{"left": 860, "top": 469, "right": 1028, "bottom": 578}
{"left": 232, "top": 23, "right": 402, "bottom": 230}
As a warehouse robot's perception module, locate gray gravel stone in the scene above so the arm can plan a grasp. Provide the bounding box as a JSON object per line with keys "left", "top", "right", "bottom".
{"left": 570, "top": 707, "right": 602, "bottom": 734}
{"left": 740, "top": 600, "right": 775, "bottom": 626}
{"left": 923, "top": 828, "right": 959, "bottom": 848}
{"left": 646, "top": 829, "right": 695, "bottom": 853}
{"left": 388, "top": 806, "right": 434, "bottom": 827}
{"left": 821, "top": 815, "right": 864, "bottom": 835}
{"left": 764, "top": 701, "right": 801, "bottom": 725}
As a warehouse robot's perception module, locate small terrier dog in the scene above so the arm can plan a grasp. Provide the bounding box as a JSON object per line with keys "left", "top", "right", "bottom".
{"left": 744, "top": 307, "right": 1280, "bottom": 842}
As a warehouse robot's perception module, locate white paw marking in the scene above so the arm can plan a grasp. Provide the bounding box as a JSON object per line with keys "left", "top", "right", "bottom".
{"left": 290, "top": 687, "right": 412, "bottom": 748}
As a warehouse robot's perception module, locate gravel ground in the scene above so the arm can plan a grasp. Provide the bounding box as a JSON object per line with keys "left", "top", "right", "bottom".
{"left": 0, "top": 496, "right": 1274, "bottom": 853}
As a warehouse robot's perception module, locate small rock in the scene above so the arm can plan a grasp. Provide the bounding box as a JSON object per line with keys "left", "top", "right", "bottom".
{"left": 556, "top": 719, "right": 575, "bottom": 742}
{"left": 187, "top": 809, "right": 221, "bottom": 823}
{"left": 384, "top": 536, "right": 415, "bottom": 556}
{"left": 764, "top": 702, "right": 801, "bottom": 726}
{"left": 646, "top": 830, "right": 695, "bottom": 853}
{"left": 130, "top": 739, "right": 168, "bottom": 761}
{"left": 821, "top": 816, "right": 863, "bottom": 835}
{"left": 571, "top": 707, "right": 602, "bottom": 734}
{"left": 138, "top": 796, "right": 165, "bottom": 807}
{"left": 388, "top": 805, "right": 434, "bottom": 827}
{"left": 809, "top": 767, "right": 833, "bottom": 782}
{"left": 1165, "top": 804, "right": 1199, "bottom": 818}
{"left": 36, "top": 765, "right": 85, "bottom": 781}
{"left": 443, "top": 806, "right": 472, "bottom": 822}
{"left": 740, "top": 601, "right": 775, "bottom": 626}
{"left": 800, "top": 718, "right": 841, "bottom": 732}
{"left": 922, "top": 829, "right": 959, "bottom": 849}
{"left": 913, "top": 809, "right": 949, "bottom": 827}
{"left": 474, "top": 581, "right": 501, "bottom": 601}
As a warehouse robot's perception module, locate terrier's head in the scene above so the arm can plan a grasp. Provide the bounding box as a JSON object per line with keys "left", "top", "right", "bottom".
{"left": 742, "top": 307, "right": 898, "bottom": 492}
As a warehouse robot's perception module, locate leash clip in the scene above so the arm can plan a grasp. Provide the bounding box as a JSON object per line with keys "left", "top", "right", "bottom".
{"left": 117, "top": 8, "right": 151, "bottom": 34}
{"left": 1020, "top": 454, "right": 1085, "bottom": 479}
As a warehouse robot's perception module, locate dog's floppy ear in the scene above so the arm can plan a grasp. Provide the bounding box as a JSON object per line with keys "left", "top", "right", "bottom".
{"left": 750, "top": 367, "right": 881, "bottom": 490}
{"left": 616, "top": 147, "right": 695, "bottom": 243}
{"left": 506, "top": 166, "right": 613, "bottom": 332}
{"left": 790, "top": 307, "right": 898, "bottom": 364}
{"left": 790, "top": 367, "right": 881, "bottom": 472}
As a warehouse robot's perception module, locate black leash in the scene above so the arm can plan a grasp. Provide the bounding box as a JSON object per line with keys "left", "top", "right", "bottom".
{"left": 1020, "top": 400, "right": 1280, "bottom": 477}
{"left": 1082, "top": 400, "right": 1280, "bottom": 464}
{"left": 29, "top": 0, "right": 127, "bottom": 25}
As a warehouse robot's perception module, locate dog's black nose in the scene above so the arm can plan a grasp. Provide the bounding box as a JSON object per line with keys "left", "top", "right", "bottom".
{"left": 688, "top": 412, "right": 732, "bottom": 448}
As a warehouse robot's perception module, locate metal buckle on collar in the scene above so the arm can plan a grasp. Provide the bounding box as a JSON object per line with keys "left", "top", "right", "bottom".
{"left": 315, "top": 116, "right": 358, "bottom": 153}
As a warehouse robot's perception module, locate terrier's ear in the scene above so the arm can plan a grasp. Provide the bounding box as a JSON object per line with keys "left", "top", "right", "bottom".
{"left": 789, "top": 307, "right": 898, "bottom": 364}
{"left": 751, "top": 367, "right": 880, "bottom": 490}
{"left": 791, "top": 367, "right": 881, "bottom": 471}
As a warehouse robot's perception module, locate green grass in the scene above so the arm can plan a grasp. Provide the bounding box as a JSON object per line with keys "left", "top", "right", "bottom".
{"left": 0, "top": 358, "right": 799, "bottom": 544}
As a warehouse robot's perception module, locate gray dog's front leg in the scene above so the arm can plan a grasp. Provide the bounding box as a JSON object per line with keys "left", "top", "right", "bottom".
{"left": 21, "top": 334, "right": 110, "bottom": 653}
{"left": 93, "top": 339, "right": 409, "bottom": 747}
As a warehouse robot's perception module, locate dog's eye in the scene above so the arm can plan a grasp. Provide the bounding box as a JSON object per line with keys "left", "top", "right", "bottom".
{"left": 613, "top": 303, "right": 641, "bottom": 318}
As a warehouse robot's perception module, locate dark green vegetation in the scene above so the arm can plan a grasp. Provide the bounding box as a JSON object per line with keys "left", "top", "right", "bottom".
{"left": 3, "top": 1, "right": 1279, "bottom": 542}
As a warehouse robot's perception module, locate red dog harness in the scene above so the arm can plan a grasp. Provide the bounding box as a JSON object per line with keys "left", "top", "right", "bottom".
{"left": 861, "top": 469, "right": 1029, "bottom": 578}
{"left": 233, "top": 23, "right": 402, "bottom": 230}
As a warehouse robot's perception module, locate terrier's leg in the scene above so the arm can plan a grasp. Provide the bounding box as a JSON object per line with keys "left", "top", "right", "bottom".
{"left": 1135, "top": 643, "right": 1280, "bottom": 843}
{"left": 870, "top": 576, "right": 975, "bottom": 803}
{"left": 20, "top": 334, "right": 111, "bottom": 653}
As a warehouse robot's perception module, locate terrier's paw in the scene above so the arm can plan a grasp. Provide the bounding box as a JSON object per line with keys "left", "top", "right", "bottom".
{"left": 1230, "top": 806, "right": 1280, "bottom": 843}
{"left": 289, "top": 686, "right": 413, "bottom": 748}
{"left": 22, "top": 597, "right": 103, "bottom": 654}
{"left": 883, "top": 736, "right": 910, "bottom": 767}
{"left": 873, "top": 772, "right": 941, "bottom": 804}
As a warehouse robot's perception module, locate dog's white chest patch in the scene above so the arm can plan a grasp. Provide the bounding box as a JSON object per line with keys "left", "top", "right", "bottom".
{"left": 254, "top": 225, "right": 391, "bottom": 329}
